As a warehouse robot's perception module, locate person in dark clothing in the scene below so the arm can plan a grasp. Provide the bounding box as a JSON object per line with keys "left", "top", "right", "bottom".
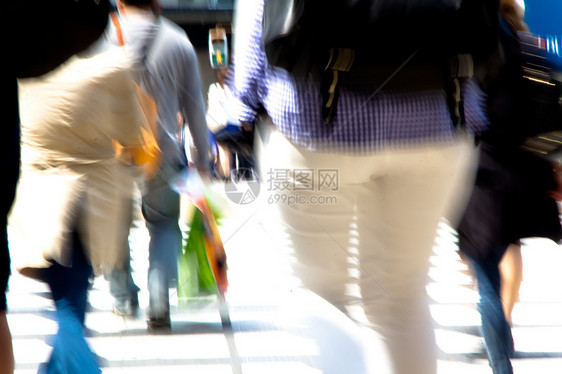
{"left": 457, "top": 1, "right": 562, "bottom": 372}
{"left": 0, "top": 74, "right": 20, "bottom": 374}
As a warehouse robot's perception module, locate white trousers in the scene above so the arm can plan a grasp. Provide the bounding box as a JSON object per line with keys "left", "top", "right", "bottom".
{"left": 256, "top": 120, "right": 477, "bottom": 374}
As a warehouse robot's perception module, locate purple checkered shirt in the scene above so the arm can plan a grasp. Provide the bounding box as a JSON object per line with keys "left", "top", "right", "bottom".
{"left": 228, "top": 0, "right": 489, "bottom": 153}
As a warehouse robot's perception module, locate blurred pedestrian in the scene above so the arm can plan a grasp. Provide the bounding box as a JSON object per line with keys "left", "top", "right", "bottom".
{"left": 3, "top": 2, "right": 109, "bottom": 372}
{"left": 107, "top": 0, "right": 211, "bottom": 330}
{"left": 10, "top": 35, "right": 151, "bottom": 373}
{"left": 206, "top": 67, "right": 254, "bottom": 179}
{"left": 0, "top": 73, "right": 18, "bottom": 374}
{"left": 228, "top": 0, "right": 490, "bottom": 372}
{"left": 457, "top": 1, "right": 562, "bottom": 372}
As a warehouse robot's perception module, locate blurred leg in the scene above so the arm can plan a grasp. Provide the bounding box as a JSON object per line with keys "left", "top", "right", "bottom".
{"left": 0, "top": 313, "right": 14, "bottom": 374}
{"left": 471, "top": 249, "right": 514, "bottom": 374}
{"left": 354, "top": 140, "right": 474, "bottom": 374}
{"left": 1, "top": 76, "right": 19, "bottom": 374}
{"left": 499, "top": 243, "right": 523, "bottom": 325}
{"left": 107, "top": 251, "right": 140, "bottom": 317}
{"left": 42, "top": 300, "right": 99, "bottom": 374}
{"left": 0, "top": 225, "right": 14, "bottom": 374}
{"left": 257, "top": 120, "right": 476, "bottom": 374}
{"left": 141, "top": 165, "right": 182, "bottom": 328}
{"left": 107, "top": 189, "right": 140, "bottom": 317}
{"left": 42, "top": 230, "right": 99, "bottom": 374}
{"left": 109, "top": 165, "right": 142, "bottom": 317}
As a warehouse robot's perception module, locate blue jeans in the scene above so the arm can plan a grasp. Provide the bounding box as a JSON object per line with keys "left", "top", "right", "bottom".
{"left": 469, "top": 247, "right": 514, "bottom": 374}
{"left": 39, "top": 230, "right": 100, "bottom": 374}
{"left": 107, "top": 248, "right": 139, "bottom": 307}
{"left": 107, "top": 192, "right": 139, "bottom": 307}
{"left": 141, "top": 164, "right": 183, "bottom": 318}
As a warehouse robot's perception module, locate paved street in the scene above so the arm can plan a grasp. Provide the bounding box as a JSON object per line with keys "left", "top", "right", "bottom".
{"left": 6, "top": 184, "right": 562, "bottom": 373}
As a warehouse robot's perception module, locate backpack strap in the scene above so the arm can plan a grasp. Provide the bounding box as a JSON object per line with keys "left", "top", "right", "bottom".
{"left": 322, "top": 49, "right": 473, "bottom": 128}
{"left": 110, "top": 13, "right": 124, "bottom": 46}
{"left": 109, "top": 12, "right": 161, "bottom": 177}
{"left": 109, "top": 12, "right": 161, "bottom": 69}
{"left": 321, "top": 48, "right": 355, "bottom": 124}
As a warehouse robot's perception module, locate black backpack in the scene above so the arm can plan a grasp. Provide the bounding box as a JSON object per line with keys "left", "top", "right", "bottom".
{"left": 262, "top": 0, "right": 500, "bottom": 124}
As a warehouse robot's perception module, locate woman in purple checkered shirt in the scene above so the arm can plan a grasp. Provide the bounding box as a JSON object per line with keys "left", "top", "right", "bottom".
{"left": 228, "top": 1, "right": 490, "bottom": 372}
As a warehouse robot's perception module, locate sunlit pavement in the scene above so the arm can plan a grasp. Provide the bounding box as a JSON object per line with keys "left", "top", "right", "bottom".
{"left": 7, "top": 182, "right": 562, "bottom": 373}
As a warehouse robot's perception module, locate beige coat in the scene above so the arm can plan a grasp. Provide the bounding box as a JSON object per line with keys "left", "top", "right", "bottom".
{"left": 9, "top": 45, "right": 150, "bottom": 276}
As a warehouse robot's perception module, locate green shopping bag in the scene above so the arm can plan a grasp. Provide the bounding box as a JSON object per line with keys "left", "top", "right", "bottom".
{"left": 177, "top": 191, "right": 227, "bottom": 309}
{"left": 173, "top": 168, "right": 228, "bottom": 309}
{"left": 178, "top": 209, "right": 218, "bottom": 307}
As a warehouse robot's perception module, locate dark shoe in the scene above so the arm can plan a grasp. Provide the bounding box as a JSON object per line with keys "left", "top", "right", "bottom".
{"left": 147, "top": 313, "right": 171, "bottom": 332}
{"left": 112, "top": 295, "right": 139, "bottom": 318}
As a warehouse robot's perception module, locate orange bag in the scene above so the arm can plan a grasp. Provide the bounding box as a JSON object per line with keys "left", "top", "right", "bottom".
{"left": 110, "top": 13, "right": 161, "bottom": 179}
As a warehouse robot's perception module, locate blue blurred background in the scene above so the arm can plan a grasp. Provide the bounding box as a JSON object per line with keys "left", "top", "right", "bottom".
{"left": 523, "top": 0, "right": 562, "bottom": 69}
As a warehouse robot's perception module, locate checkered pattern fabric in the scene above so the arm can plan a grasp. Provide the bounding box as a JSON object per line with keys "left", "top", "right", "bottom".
{"left": 228, "top": 0, "right": 490, "bottom": 153}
